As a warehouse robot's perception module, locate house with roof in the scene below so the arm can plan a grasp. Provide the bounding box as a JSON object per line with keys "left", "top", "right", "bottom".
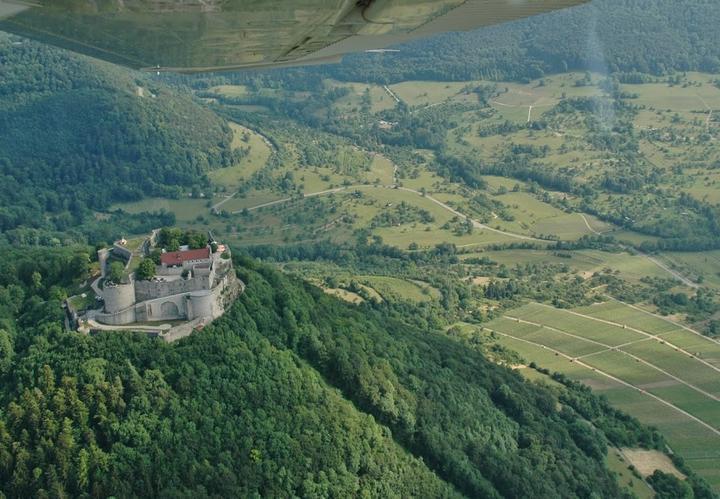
{"left": 160, "top": 247, "right": 212, "bottom": 269}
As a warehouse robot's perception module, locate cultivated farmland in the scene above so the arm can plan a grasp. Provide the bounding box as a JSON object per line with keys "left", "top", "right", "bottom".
{"left": 487, "top": 300, "right": 720, "bottom": 488}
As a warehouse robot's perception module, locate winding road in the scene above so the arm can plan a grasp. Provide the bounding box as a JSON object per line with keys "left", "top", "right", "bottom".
{"left": 579, "top": 214, "right": 699, "bottom": 289}
{"left": 224, "top": 152, "right": 699, "bottom": 288}
{"left": 232, "top": 181, "right": 544, "bottom": 242}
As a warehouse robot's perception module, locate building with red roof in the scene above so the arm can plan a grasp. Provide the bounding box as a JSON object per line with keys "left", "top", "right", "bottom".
{"left": 160, "top": 247, "right": 211, "bottom": 268}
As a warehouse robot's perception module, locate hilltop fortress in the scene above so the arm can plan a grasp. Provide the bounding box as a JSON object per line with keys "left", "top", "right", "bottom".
{"left": 89, "top": 231, "right": 243, "bottom": 338}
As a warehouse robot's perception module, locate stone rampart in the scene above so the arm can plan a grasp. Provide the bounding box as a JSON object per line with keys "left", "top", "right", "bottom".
{"left": 134, "top": 274, "right": 212, "bottom": 302}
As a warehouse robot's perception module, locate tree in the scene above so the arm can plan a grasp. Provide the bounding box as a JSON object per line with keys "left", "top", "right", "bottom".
{"left": 107, "top": 262, "right": 125, "bottom": 283}
{"left": 0, "top": 329, "right": 12, "bottom": 375}
{"left": 149, "top": 249, "right": 162, "bottom": 265}
{"left": 68, "top": 253, "right": 90, "bottom": 281}
{"left": 647, "top": 470, "right": 693, "bottom": 499}
{"left": 185, "top": 231, "right": 207, "bottom": 249}
{"left": 159, "top": 228, "right": 182, "bottom": 250}
{"left": 136, "top": 259, "right": 156, "bottom": 281}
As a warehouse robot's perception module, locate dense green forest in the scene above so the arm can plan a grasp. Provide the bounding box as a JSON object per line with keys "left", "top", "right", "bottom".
{"left": 188, "top": 0, "right": 720, "bottom": 89}
{"left": 0, "top": 34, "right": 236, "bottom": 235}
{"left": 338, "top": 0, "right": 720, "bottom": 83}
{"left": 2, "top": 246, "right": 712, "bottom": 498}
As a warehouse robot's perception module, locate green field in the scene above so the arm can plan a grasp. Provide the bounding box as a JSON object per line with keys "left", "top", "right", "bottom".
{"left": 327, "top": 80, "right": 397, "bottom": 113}
{"left": 487, "top": 300, "right": 720, "bottom": 488}
{"left": 503, "top": 303, "right": 646, "bottom": 346}
{"left": 360, "top": 275, "right": 440, "bottom": 302}
{"left": 657, "top": 251, "right": 720, "bottom": 290}
{"left": 468, "top": 248, "right": 676, "bottom": 284}
{"left": 210, "top": 84, "right": 249, "bottom": 97}
{"left": 573, "top": 301, "right": 681, "bottom": 334}
{"left": 606, "top": 449, "right": 655, "bottom": 499}
{"left": 209, "top": 123, "right": 272, "bottom": 190}
{"left": 388, "top": 81, "right": 473, "bottom": 107}
{"left": 622, "top": 73, "right": 720, "bottom": 112}
{"left": 368, "top": 154, "right": 396, "bottom": 185}
{"left": 110, "top": 197, "right": 208, "bottom": 224}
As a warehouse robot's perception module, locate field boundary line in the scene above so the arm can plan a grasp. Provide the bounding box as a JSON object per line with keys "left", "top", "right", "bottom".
{"left": 575, "top": 337, "right": 655, "bottom": 360}
{"left": 488, "top": 327, "right": 720, "bottom": 438}
{"left": 579, "top": 213, "right": 602, "bottom": 235}
{"left": 504, "top": 315, "right": 611, "bottom": 350}
{"left": 535, "top": 303, "right": 720, "bottom": 376}
{"left": 211, "top": 191, "right": 238, "bottom": 211}
{"left": 605, "top": 296, "right": 720, "bottom": 346}
{"left": 502, "top": 316, "right": 720, "bottom": 404}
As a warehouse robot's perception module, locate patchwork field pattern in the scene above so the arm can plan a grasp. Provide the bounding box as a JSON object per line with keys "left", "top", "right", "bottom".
{"left": 487, "top": 300, "right": 720, "bottom": 488}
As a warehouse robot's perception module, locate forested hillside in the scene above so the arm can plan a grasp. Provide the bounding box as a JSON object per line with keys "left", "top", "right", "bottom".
{"left": 331, "top": 0, "right": 720, "bottom": 83}
{"left": 0, "top": 34, "right": 236, "bottom": 234}
{"left": 0, "top": 246, "right": 712, "bottom": 497}
{"left": 201, "top": 0, "right": 720, "bottom": 87}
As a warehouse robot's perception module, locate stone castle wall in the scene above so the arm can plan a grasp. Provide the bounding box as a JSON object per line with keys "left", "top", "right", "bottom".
{"left": 95, "top": 242, "right": 242, "bottom": 330}
{"left": 134, "top": 271, "right": 213, "bottom": 302}
{"left": 111, "top": 244, "right": 132, "bottom": 262}
{"left": 95, "top": 271, "right": 244, "bottom": 330}
{"left": 142, "top": 293, "right": 188, "bottom": 322}
{"left": 96, "top": 306, "right": 136, "bottom": 325}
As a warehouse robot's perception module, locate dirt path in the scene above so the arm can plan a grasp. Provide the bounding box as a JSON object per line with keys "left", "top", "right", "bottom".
{"left": 606, "top": 296, "right": 720, "bottom": 345}
{"left": 490, "top": 100, "right": 518, "bottom": 107}
{"left": 578, "top": 212, "right": 698, "bottom": 288}
{"left": 490, "top": 96, "right": 553, "bottom": 123}
{"left": 488, "top": 326, "right": 720, "bottom": 437}
{"left": 383, "top": 85, "right": 401, "bottom": 104}
{"left": 395, "top": 186, "right": 544, "bottom": 241}
{"left": 535, "top": 303, "right": 720, "bottom": 376}
{"left": 211, "top": 191, "right": 238, "bottom": 211}
{"left": 639, "top": 252, "right": 699, "bottom": 289}
{"left": 231, "top": 186, "right": 349, "bottom": 214}
{"left": 696, "top": 94, "right": 713, "bottom": 132}
{"left": 230, "top": 175, "right": 545, "bottom": 242}
{"left": 410, "top": 102, "right": 445, "bottom": 115}
{"left": 579, "top": 213, "right": 602, "bottom": 235}
{"left": 504, "top": 314, "right": 720, "bottom": 404}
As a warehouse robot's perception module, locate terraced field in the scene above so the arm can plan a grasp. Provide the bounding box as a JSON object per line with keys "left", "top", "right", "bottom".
{"left": 487, "top": 300, "right": 720, "bottom": 488}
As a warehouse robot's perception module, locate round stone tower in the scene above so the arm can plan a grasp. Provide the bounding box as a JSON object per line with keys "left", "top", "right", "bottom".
{"left": 103, "top": 281, "right": 135, "bottom": 313}
{"left": 188, "top": 290, "right": 214, "bottom": 319}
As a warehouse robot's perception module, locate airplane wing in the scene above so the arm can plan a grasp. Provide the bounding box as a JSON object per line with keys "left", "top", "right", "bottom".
{"left": 0, "top": 0, "right": 587, "bottom": 73}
